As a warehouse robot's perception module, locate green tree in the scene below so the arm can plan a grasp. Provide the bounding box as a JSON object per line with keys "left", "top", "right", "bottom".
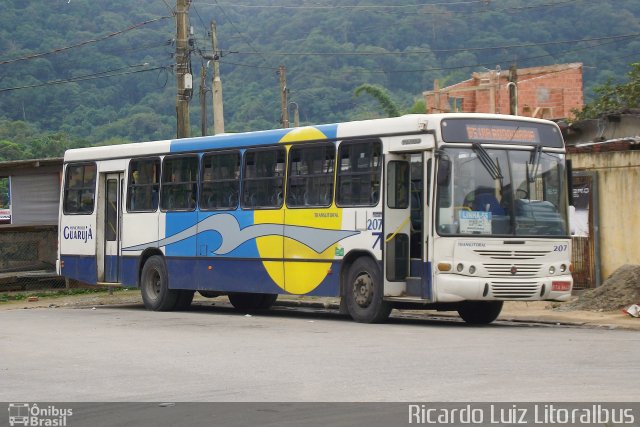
{"left": 0, "top": 140, "right": 25, "bottom": 161}
{"left": 574, "top": 62, "right": 640, "bottom": 120}
{"left": 354, "top": 84, "right": 401, "bottom": 117}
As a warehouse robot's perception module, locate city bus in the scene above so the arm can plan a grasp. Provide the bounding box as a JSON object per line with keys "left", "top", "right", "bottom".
{"left": 57, "top": 113, "right": 573, "bottom": 324}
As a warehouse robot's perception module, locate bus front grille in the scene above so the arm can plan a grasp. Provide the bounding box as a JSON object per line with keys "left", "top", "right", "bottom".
{"left": 484, "top": 263, "right": 541, "bottom": 277}
{"left": 474, "top": 249, "right": 550, "bottom": 260}
{"left": 489, "top": 281, "right": 540, "bottom": 299}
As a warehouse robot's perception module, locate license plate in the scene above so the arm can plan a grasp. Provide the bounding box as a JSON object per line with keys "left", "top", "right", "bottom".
{"left": 552, "top": 281, "right": 571, "bottom": 291}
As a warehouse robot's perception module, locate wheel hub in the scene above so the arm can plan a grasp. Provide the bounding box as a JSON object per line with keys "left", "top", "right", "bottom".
{"left": 353, "top": 273, "right": 373, "bottom": 308}
{"left": 145, "top": 271, "right": 161, "bottom": 301}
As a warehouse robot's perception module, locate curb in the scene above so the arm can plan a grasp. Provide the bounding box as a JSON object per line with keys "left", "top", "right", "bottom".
{"left": 273, "top": 298, "right": 635, "bottom": 329}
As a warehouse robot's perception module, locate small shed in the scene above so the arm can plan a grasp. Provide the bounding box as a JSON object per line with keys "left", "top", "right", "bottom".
{"left": 564, "top": 111, "right": 640, "bottom": 288}
{"left": 0, "top": 158, "right": 63, "bottom": 273}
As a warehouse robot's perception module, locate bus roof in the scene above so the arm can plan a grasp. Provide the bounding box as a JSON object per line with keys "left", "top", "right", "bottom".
{"left": 63, "top": 113, "right": 559, "bottom": 162}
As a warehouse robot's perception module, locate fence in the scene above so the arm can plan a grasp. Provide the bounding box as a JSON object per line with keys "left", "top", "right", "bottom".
{"left": 0, "top": 225, "right": 67, "bottom": 292}
{"left": 571, "top": 236, "right": 595, "bottom": 289}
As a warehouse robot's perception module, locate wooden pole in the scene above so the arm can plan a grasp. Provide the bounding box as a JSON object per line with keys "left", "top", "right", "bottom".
{"left": 175, "top": 0, "right": 191, "bottom": 138}
{"left": 279, "top": 65, "right": 289, "bottom": 128}
{"left": 211, "top": 21, "right": 225, "bottom": 134}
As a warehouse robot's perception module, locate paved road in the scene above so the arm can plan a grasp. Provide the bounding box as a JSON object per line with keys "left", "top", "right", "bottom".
{"left": 1, "top": 303, "right": 638, "bottom": 402}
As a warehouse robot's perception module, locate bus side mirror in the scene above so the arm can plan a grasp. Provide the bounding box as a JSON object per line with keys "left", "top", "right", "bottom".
{"left": 566, "top": 159, "right": 574, "bottom": 206}
{"left": 437, "top": 157, "right": 451, "bottom": 187}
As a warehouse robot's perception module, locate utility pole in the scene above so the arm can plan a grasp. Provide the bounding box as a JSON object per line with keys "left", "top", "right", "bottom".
{"left": 199, "top": 63, "right": 207, "bottom": 136}
{"left": 175, "top": 0, "right": 191, "bottom": 138}
{"left": 278, "top": 65, "right": 289, "bottom": 128}
{"left": 210, "top": 21, "right": 225, "bottom": 134}
{"left": 289, "top": 101, "right": 300, "bottom": 127}
{"left": 508, "top": 65, "right": 518, "bottom": 116}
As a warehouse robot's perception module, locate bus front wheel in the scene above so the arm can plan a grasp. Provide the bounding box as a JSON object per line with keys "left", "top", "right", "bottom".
{"left": 345, "top": 257, "right": 392, "bottom": 323}
{"left": 140, "top": 256, "right": 178, "bottom": 311}
{"left": 457, "top": 301, "right": 503, "bottom": 324}
{"left": 174, "top": 290, "right": 195, "bottom": 310}
{"left": 228, "top": 293, "right": 278, "bottom": 311}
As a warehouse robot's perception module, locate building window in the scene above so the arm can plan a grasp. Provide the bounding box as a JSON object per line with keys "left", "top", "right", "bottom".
{"left": 63, "top": 163, "right": 97, "bottom": 214}
{"left": 336, "top": 140, "right": 382, "bottom": 207}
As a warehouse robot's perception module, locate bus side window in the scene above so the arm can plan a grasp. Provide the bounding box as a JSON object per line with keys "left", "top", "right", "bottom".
{"left": 336, "top": 140, "right": 381, "bottom": 207}
{"left": 63, "top": 163, "right": 97, "bottom": 214}
{"left": 160, "top": 155, "right": 199, "bottom": 211}
{"left": 286, "top": 143, "right": 335, "bottom": 208}
{"left": 242, "top": 147, "right": 285, "bottom": 209}
{"left": 200, "top": 151, "right": 240, "bottom": 210}
{"left": 127, "top": 157, "right": 160, "bottom": 212}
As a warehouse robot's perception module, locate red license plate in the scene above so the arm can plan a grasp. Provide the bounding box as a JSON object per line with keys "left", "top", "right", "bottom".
{"left": 552, "top": 281, "right": 571, "bottom": 291}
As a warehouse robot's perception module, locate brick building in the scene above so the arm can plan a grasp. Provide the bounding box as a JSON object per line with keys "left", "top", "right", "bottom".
{"left": 423, "top": 63, "right": 584, "bottom": 120}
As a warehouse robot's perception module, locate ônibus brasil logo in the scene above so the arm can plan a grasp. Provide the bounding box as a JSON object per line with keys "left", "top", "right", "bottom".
{"left": 8, "top": 403, "right": 73, "bottom": 427}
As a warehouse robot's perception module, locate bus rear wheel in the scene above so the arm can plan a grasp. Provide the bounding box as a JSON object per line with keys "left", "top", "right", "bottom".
{"left": 345, "top": 257, "right": 392, "bottom": 323}
{"left": 457, "top": 301, "right": 503, "bottom": 324}
{"left": 140, "top": 255, "right": 178, "bottom": 311}
{"left": 228, "top": 293, "right": 278, "bottom": 311}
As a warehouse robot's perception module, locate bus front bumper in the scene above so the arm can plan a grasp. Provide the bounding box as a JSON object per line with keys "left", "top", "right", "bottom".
{"left": 435, "top": 273, "right": 574, "bottom": 303}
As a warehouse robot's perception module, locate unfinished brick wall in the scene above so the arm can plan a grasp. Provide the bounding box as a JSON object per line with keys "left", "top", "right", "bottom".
{"left": 424, "top": 63, "right": 584, "bottom": 120}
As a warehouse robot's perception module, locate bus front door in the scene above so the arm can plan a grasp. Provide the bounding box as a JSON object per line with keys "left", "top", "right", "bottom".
{"left": 383, "top": 154, "right": 411, "bottom": 295}
{"left": 103, "top": 172, "right": 123, "bottom": 283}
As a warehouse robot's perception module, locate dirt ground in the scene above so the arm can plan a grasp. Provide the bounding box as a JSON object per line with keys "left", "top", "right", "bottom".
{"left": 563, "top": 264, "right": 640, "bottom": 311}
{"left": 2, "top": 289, "right": 639, "bottom": 330}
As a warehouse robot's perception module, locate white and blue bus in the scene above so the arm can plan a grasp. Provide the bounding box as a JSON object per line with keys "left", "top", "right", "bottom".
{"left": 57, "top": 113, "right": 573, "bottom": 324}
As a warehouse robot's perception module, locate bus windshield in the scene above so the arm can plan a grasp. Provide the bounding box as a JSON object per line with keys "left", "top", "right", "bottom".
{"left": 436, "top": 146, "right": 569, "bottom": 237}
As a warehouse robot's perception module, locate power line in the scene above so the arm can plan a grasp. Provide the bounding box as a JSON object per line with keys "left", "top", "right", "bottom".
{"left": 201, "top": 0, "right": 581, "bottom": 14}
{"left": 218, "top": 59, "right": 278, "bottom": 70}
{"left": 159, "top": 0, "right": 175, "bottom": 14}
{"left": 191, "top": 3, "right": 211, "bottom": 37}
{"left": 282, "top": 36, "right": 637, "bottom": 78}
{"left": 228, "top": 33, "right": 640, "bottom": 57}
{"left": 0, "top": 64, "right": 170, "bottom": 93}
{"left": 205, "top": 0, "right": 488, "bottom": 9}
{"left": 207, "top": 0, "right": 274, "bottom": 68}
{"left": 0, "top": 16, "right": 171, "bottom": 66}
{"left": 102, "top": 40, "right": 174, "bottom": 55}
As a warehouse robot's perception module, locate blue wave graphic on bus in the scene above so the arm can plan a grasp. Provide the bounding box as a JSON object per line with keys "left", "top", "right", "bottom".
{"left": 122, "top": 213, "right": 359, "bottom": 255}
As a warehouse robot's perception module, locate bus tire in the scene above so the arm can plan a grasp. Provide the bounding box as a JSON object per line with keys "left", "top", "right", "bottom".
{"left": 345, "top": 257, "right": 392, "bottom": 323}
{"left": 198, "top": 290, "right": 221, "bottom": 298}
{"left": 228, "top": 293, "right": 278, "bottom": 311}
{"left": 457, "top": 301, "right": 503, "bottom": 324}
{"left": 140, "top": 255, "right": 178, "bottom": 311}
{"left": 175, "top": 290, "right": 195, "bottom": 310}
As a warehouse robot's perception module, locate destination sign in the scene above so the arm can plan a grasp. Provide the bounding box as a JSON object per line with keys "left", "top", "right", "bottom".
{"left": 465, "top": 124, "right": 539, "bottom": 143}
{"left": 441, "top": 118, "right": 563, "bottom": 148}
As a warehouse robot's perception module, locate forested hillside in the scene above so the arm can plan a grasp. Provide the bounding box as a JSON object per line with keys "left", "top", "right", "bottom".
{"left": 1, "top": 0, "right": 639, "bottom": 160}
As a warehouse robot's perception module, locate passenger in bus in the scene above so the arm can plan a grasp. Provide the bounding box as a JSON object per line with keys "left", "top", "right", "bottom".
{"left": 465, "top": 187, "right": 505, "bottom": 216}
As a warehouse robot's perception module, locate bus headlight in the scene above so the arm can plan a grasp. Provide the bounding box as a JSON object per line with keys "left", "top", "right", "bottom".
{"left": 469, "top": 265, "right": 476, "bottom": 275}
{"left": 456, "top": 263, "right": 464, "bottom": 272}
{"left": 549, "top": 266, "right": 556, "bottom": 275}
{"left": 560, "top": 264, "right": 567, "bottom": 273}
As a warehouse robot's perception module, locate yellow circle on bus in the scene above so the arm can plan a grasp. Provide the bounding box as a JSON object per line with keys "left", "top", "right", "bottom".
{"left": 254, "top": 127, "right": 341, "bottom": 294}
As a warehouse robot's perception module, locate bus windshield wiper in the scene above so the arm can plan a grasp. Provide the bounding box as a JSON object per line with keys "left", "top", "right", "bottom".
{"left": 472, "top": 143, "right": 503, "bottom": 181}
{"left": 527, "top": 143, "right": 542, "bottom": 183}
